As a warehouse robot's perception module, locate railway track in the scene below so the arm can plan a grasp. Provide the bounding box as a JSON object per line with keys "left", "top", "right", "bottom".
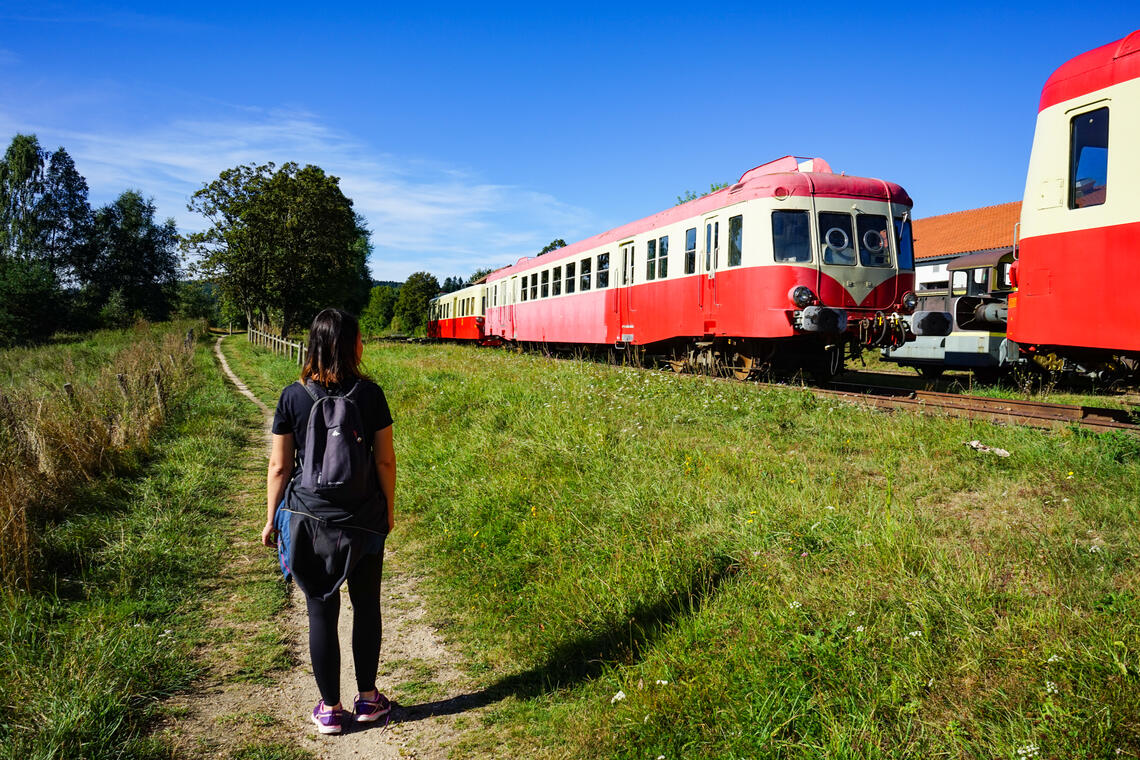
{"left": 809, "top": 382, "right": 1139, "bottom": 433}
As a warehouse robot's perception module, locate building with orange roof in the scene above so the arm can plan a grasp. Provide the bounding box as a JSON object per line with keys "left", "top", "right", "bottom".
{"left": 912, "top": 201, "right": 1021, "bottom": 290}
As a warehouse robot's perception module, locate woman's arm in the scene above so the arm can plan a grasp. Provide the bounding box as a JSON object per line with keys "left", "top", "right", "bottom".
{"left": 264, "top": 433, "right": 295, "bottom": 546}
{"left": 374, "top": 425, "right": 396, "bottom": 532}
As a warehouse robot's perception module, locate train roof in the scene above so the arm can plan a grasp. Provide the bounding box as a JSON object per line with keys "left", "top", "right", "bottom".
{"left": 492, "top": 157, "right": 911, "bottom": 279}
{"left": 1039, "top": 29, "right": 1140, "bottom": 111}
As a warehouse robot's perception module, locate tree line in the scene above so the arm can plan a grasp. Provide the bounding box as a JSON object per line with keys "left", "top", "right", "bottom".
{"left": 1, "top": 130, "right": 567, "bottom": 346}
{"left": 0, "top": 135, "right": 182, "bottom": 346}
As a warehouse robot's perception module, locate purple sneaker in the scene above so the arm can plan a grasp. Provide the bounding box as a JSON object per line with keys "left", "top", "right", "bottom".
{"left": 353, "top": 691, "right": 392, "bottom": 723}
{"left": 311, "top": 700, "right": 344, "bottom": 734}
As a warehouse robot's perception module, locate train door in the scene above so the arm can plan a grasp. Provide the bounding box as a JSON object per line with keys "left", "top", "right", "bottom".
{"left": 700, "top": 214, "right": 720, "bottom": 331}
{"left": 508, "top": 276, "right": 518, "bottom": 340}
{"left": 618, "top": 241, "right": 635, "bottom": 342}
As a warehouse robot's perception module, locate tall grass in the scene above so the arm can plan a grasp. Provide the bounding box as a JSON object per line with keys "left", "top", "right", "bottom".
{"left": 0, "top": 333, "right": 265, "bottom": 759}
{"left": 0, "top": 322, "right": 201, "bottom": 591}
{"left": 232, "top": 340, "right": 1140, "bottom": 758}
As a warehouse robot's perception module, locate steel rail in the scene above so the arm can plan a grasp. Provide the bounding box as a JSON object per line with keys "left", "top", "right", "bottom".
{"left": 807, "top": 382, "right": 1138, "bottom": 433}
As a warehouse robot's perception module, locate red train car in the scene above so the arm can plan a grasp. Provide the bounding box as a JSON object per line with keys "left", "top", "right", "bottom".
{"left": 469, "top": 157, "right": 946, "bottom": 377}
{"left": 1010, "top": 30, "right": 1140, "bottom": 370}
{"left": 427, "top": 285, "right": 486, "bottom": 342}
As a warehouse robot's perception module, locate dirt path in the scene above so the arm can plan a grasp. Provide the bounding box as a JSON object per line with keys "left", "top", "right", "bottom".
{"left": 160, "top": 337, "right": 485, "bottom": 759}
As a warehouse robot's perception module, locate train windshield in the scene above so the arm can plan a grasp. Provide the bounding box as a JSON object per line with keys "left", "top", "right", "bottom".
{"left": 856, "top": 214, "right": 891, "bottom": 267}
{"left": 819, "top": 212, "right": 856, "bottom": 265}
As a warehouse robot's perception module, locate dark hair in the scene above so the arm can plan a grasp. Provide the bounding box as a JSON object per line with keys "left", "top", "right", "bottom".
{"left": 301, "top": 308, "right": 365, "bottom": 386}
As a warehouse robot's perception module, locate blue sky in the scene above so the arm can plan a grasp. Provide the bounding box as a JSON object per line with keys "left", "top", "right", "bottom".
{"left": 1, "top": 1, "right": 1136, "bottom": 281}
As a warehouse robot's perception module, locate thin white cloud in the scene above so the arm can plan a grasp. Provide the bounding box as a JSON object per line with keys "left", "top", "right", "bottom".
{"left": 0, "top": 49, "right": 19, "bottom": 65}
{"left": 0, "top": 108, "right": 597, "bottom": 280}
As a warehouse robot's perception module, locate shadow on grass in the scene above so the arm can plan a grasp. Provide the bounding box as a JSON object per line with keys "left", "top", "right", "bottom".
{"left": 355, "top": 554, "right": 740, "bottom": 729}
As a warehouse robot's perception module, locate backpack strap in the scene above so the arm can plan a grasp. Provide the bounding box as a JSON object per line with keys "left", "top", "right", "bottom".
{"left": 342, "top": 380, "right": 361, "bottom": 400}
{"left": 301, "top": 380, "right": 327, "bottom": 401}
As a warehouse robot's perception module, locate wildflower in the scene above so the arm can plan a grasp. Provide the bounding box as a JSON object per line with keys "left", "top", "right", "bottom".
{"left": 855, "top": 625, "right": 865, "bottom": 632}
{"left": 610, "top": 690, "right": 626, "bottom": 704}
{"left": 800, "top": 551, "right": 808, "bottom": 557}
{"left": 1045, "top": 681, "right": 1058, "bottom": 695}
{"left": 1046, "top": 654, "right": 1061, "bottom": 663}
{"left": 908, "top": 630, "right": 923, "bottom": 638}
{"left": 1066, "top": 471, "right": 1074, "bottom": 479}
{"left": 1016, "top": 743, "right": 1040, "bottom": 758}
{"left": 1089, "top": 544, "right": 1102, "bottom": 554}
{"left": 789, "top": 601, "right": 802, "bottom": 609}
{"left": 655, "top": 679, "right": 668, "bottom": 686}
{"left": 848, "top": 610, "right": 856, "bottom": 617}
{"left": 825, "top": 505, "right": 835, "bottom": 511}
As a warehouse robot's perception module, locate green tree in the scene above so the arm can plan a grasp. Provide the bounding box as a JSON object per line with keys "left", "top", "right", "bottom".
{"left": 359, "top": 284, "right": 398, "bottom": 335}
{"left": 85, "top": 190, "right": 180, "bottom": 323}
{"left": 393, "top": 271, "right": 439, "bottom": 335}
{"left": 173, "top": 280, "right": 218, "bottom": 321}
{"left": 538, "top": 239, "right": 566, "bottom": 255}
{"left": 0, "top": 134, "right": 46, "bottom": 260}
{"left": 468, "top": 267, "right": 494, "bottom": 283}
{"left": 185, "top": 162, "right": 372, "bottom": 336}
{"left": 675, "top": 182, "right": 730, "bottom": 205}
{"left": 0, "top": 257, "right": 63, "bottom": 346}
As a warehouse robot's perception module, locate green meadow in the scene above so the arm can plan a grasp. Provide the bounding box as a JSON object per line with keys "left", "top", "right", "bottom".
{"left": 229, "top": 338, "right": 1140, "bottom": 759}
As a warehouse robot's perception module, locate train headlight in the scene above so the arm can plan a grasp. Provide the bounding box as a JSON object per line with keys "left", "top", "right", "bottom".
{"left": 901, "top": 291, "right": 918, "bottom": 314}
{"left": 789, "top": 286, "right": 816, "bottom": 308}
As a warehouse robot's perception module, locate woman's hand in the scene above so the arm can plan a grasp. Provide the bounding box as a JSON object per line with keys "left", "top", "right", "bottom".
{"left": 261, "top": 521, "right": 278, "bottom": 547}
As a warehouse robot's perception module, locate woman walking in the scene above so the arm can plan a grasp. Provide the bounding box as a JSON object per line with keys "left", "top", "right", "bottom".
{"left": 262, "top": 308, "right": 396, "bottom": 734}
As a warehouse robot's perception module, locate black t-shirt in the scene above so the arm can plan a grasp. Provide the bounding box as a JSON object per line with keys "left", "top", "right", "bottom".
{"left": 272, "top": 378, "right": 394, "bottom": 480}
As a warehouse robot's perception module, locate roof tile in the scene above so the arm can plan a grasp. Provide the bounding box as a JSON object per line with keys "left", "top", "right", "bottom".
{"left": 913, "top": 201, "right": 1021, "bottom": 259}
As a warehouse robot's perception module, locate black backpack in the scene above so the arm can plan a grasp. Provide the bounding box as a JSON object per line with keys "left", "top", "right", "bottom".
{"left": 299, "top": 380, "right": 370, "bottom": 503}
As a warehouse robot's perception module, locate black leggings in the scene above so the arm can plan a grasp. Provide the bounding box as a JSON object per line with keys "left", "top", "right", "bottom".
{"left": 305, "top": 551, "right": 384, "bottom": 706}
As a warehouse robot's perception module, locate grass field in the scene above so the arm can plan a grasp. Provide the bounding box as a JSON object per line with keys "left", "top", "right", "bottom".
{"left": 227, "top": 337, "right": 1140, "bottom": 759}
{"left": 0, "top": 331, "right": 292, "bottom": 760}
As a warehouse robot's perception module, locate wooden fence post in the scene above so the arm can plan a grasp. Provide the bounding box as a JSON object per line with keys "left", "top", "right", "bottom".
{"left": 152, "top": 369, "right": 166, "bottom": 412}
{"left": 116, "top": 373, "right": 129, "bottom": 400}
{"left": 63, "top": 383, "right": 75, "bottom": 401}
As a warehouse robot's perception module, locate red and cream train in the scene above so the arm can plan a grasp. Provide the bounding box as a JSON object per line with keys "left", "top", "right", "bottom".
{"left": 429, "top": 156, "right": 948, "bottom": 377}
{"left": 1009, "top": 29, "right": 1140, "bottom": 370}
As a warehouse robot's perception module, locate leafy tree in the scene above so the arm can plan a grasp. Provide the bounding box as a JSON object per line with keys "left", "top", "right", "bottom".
{"left": 185, "top": 162, "right": 372, "bottom": 336}
{"left": 0, "top": 136, "right": 92, "bottom": 271}
{"left": 675, "top": 182, "right": 730, "bottom": 206}
{"left": 174, "top": 280, "right": 218, "bottom": 321}
{"left": 0, "top": 134, "right": 46, "bottom": 260}
{"left": 39, "top": 148, "right": 93, "bottom": 279}
{"left": 360, "top": 284, "right": 398, "bottom": 335}
{"left": 468, "top": 267, "right": 494, "bottom": 283}
{"left": 440, "top": 275, "right": 466, "bottom": 294}
{"left": 85, "top": 191, "right": 180, "bottom": 323}
{"left": 539, "top": 239, "right": 566, "bottom": 255}
{"left": 393, "top": 271, "right": 439, "bottom": 334}
{"left": 0, "top": 257, "right": 63, "bottom": 346}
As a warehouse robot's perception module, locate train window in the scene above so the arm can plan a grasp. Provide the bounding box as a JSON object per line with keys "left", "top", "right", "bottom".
{"left": 530, "top": 274, "right": 538, "bottom": 301}
{"left": 481, "top": 295, "right": 486, "bottom": 312}
{"left": 646, "top": 239, "right": 656, "bottom": 280}
{"left": 856, "top": 214, "right": 890, "bottom": 267}
{"left": 704, "top": 222, "right": 719, "bottom": 270}
{"left": 728, "top": 215, "right": 743, "bottom": 267}
{"left": 658, "top": 236, "right": 668, "bottom": 277}
{"left": 541, "top": 270, "right": 549, "bottom": 298}
{"left": 552, "top": 266, "right": 562, "bottom": 296}
{"left": 566, "top": 262, "right": 576, "bottom": 294}
{"left": 996, "top": 262, "right": 1013, "bottom": 291}
{"left": 492, "top": 285, "right": 497, "bottom": 307}
{"left": 893, "top": 216, "right": 914, "bottom": 270}
{"left": 1069, "top": 107, "right": 1108, "bottom": 209}
{"left": 580, "top": 258, "right": 592, "bottom": 291}
{"left": 684, "top": 227, "right": 697, "bottom": 274}
{"left": 597, "top": 252, "right": 609, "bottom": 288}
{"left": 772, "top": 210, "right": 811, "bottom": 262}
{"left": 819, "top": 212, "right": 855, "bottom": 266}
